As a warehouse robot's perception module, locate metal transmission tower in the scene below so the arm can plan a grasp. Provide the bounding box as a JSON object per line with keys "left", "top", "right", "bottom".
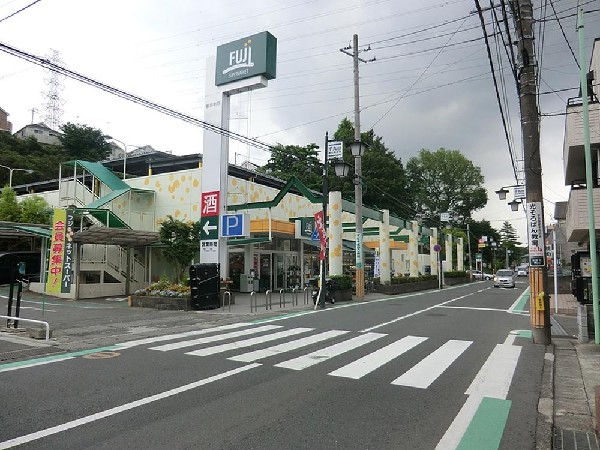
{"left": 42, "top": 49, "right": 65, "bottom": 130}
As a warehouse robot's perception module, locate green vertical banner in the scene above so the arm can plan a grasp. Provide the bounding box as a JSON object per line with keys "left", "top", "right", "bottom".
{"left": 46, "top": 208, "right": 66, "bottom": 295}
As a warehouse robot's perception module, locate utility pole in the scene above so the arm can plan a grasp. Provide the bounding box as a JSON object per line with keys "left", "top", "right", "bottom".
{"left": 340, "top": 34, "right": 374, "bottom": 300}
{"left": 515, "top": 0, "right": 550, "bottom": 344}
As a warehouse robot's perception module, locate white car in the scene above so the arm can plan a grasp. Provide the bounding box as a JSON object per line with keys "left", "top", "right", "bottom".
{"left": 494, "top": 269, "right": 515, "bottom": 288}
{"left": 517, "top": 267, "right": 528, "bottom": 277}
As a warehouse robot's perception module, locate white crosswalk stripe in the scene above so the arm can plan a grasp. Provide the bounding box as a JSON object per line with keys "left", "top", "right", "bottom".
{"left": 149, "top": 325, "right": 282, "bottom": 352}
{"left": 275, "top": 332, "right": 386, "bottom": 371}
{"left": 186, "top": 327, "right": 313, "bottom": 357}
{"left": 140, "top": 325, "right": 473, "bottom": 389}
{"left": 229, "top": 330, "right": 350, "bottom": 363}
{"left": 328, "top": 335, "right": 428, "bottom": 380}
{"left": 391, "top": 339, "right": 473, "bottom": 388}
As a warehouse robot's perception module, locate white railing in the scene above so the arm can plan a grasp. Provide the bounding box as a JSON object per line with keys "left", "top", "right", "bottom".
{"left": 80, "top": 244, "right": 146, "bottom": 283}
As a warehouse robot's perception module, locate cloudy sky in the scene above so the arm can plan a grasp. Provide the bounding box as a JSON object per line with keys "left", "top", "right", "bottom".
{"left": 1, "top": 0, "right": 598, "bottom": 242}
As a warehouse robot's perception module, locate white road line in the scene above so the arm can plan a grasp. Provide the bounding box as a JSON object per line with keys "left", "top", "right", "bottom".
{"left": 228, "top": 330, "right": 349, "bottom": 362}
{"left": 435, "top": 343, "right": 521, "bottom": 450}
{"left": 149, "top": 325, "right": 282, "bottom": 352}
{"left": 436, "top": 306, "right": 510, "bottom": 312}
{"left": 118, "top": 322, "right": 257, "bottom": 349}
{"left": 275, "top": 332, "right": 386, "bottom": 371}
{"left": 0, "top": 357, "right": 75, "bottom": 373}
{"left": 391, "top": 340, "right": 472, "bottom": 389}
{"left": 360, "top": 293, "right": 475, "bottom": 333}
{"left": 328, "top": 335, "right": 427, "bottom": 380}
{"left": 186, "top": 327, "right": 313, "bottom": 357}
{"left": 0, "top": 363, "right": 260, "bottom": 450}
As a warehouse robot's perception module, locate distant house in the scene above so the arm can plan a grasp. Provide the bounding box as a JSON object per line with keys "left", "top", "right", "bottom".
{"left": 0, "top": 107, "right": 12, "bottom": 133}
{"left": 13, "top": 122, "right": 61, "bottom": 145}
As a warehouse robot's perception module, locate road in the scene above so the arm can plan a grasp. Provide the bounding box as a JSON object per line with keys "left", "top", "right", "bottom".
{"left": 0, "top": 280, "right": 542, "bottom": 449}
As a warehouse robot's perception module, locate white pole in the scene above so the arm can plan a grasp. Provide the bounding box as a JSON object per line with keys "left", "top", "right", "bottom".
{"left": 553, "top": 227, "right": 558, "bottom": 313}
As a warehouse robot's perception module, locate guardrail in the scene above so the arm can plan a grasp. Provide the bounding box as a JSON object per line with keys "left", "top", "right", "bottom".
{"left": 279, "top": 289, "right": 286, "bottom": 308}
{"left": 303, "top": 287, "right": 310, "bottom": 305}
{"left": 265, "top": 290, "right": 272, "bottom": 310}
{"left": 221, "top": 290, "right": 232, "bottom": 312}
{"left": 250, "top": 291, "right": 257, "bottom": 313}
{"left": 292, "top": 288, "right": 298, "bottom": 306}
{"left": 0, "top": 315, "right": 50, "bottom": 341}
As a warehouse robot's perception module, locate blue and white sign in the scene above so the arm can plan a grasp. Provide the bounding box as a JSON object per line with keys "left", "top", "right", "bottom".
{"left": 220, "top": 213, "right": 249, "bottom": 237}
{"left": 311, "top": 228, "right": 319, "bottom": 241}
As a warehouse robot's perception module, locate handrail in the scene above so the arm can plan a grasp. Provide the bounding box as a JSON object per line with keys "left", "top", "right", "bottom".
{"left": 265, "top": 290, "right": 272, "bottom": 310}
{"left": 303, "top": 287, "right": 310, "bottom": 305}
{"left": 0, "top": 315, "right": 50, "bottom": 341}
{"left": 279, "top": 289, "right": 285, "bottom": 308}
{"left": 250, "top": 291, "right": 257, "bottom": 313}
{"left": 222, "top": 290, "right": 232, "bottom": 312}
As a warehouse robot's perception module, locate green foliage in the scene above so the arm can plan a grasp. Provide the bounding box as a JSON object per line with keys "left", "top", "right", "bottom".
{"left": 329, "top": 274, "right": 352, "bottom": 290}
{"left": 59, "top": 122, "right": 112, "bottom": 161}
{"left": 259, "top": 143, "right": 322, "bottom": 190}
{"left": 0, "top": 186, "right": 21, "bottom": 221}
{"left": 444, "top": 270, "right": 467, "bottom": 278}
{"left": 332, "top": 119, "right": 411, "bottom": 217}
{"left": 158, "top": 216, "right": 200, "bottom": 283}
{"left": 19, "top": 195, "right": 52, "bottom": 224}
{"left": 390, "top": 275, "right": 437, "bottom": 284}
{"left": 406, "top": 148, "right": 487, "bottom": 225}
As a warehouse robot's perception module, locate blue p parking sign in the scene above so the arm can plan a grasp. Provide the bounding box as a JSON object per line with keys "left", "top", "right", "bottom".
{"left": 221, "top": 213, "right": 249, "bottom": 238}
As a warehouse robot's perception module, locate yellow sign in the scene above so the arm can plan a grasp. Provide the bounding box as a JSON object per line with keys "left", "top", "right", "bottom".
{"left": 536, "top": 292, "right": 545, "bottom": 311}
{"left": 46, "top": 208, "right": 66, "bottom": 295}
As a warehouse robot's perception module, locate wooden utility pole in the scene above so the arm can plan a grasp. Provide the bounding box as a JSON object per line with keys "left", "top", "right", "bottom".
{"left": 515, "top": 0, "right": 551, "bottom": 344}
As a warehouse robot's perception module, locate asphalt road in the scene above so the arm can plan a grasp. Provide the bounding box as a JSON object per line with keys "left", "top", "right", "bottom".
{"left": 0, "top": 280, "right": 543, "bottom": 449}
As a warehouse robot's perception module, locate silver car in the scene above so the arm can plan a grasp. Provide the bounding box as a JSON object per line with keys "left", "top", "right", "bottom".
{"left": 494, "top": 269, "right": 515, "bottom": 288}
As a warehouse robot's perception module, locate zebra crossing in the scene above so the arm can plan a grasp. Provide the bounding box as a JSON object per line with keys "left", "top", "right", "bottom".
{"left": 123, "top": 323, "right": 473, "bottom": 389}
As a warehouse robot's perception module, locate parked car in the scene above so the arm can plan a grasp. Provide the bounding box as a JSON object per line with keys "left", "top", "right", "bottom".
{"left": 483, "top": 272, "right": 494, "bottom": 280}
{"left": 494, "top": 269, "right": 515, "bottom": 288}
{"left": 468, "top": 270, "right": 483, "bottom": 280}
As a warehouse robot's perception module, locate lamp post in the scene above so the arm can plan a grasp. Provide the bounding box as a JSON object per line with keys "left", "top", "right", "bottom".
{"left": 331, "top": 140, "right": 367, "bottom": 299}
{"left": 104, "top": 136, "right": 142, "bottom": 180}
{"left": 0, "top": 164, "right": 33, "bottom": 188}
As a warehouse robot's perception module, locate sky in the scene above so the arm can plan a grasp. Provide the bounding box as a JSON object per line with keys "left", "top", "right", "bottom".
{"left": 0, "top": 0, "right": 599, "bottom": 243}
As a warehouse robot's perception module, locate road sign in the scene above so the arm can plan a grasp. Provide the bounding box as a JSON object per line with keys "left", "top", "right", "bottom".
{"left": 311, "top": 228, "right": 319, "bottom": 241}
{"left": 327, "top": 141, "right": 343, "bottom": 159}
{"left": 221, "top": 213, "right": 249, "bottom": 237}
{"left": 200, "top": 216, "right": 219, "bottom": 240}
{"left": 433, "top": 244, "right": 441, "bottom": 252}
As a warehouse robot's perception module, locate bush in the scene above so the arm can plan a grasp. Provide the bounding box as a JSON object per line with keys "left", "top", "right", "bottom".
{"left": 134, "top": 279, "right": 191, "bottom": 298}
{"left": 330, "top": 274, "right": 352, "bottom": 290}
{"left": 444, "top": 271, "right": 467, "bottom": 278}
{"left": 391, "top": 275, "right": 437, "bottom": 284}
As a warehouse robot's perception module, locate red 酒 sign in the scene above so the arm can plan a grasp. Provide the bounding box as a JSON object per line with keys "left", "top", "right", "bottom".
{"left": 201, "top": 191, "right": 220, "bottom": 217}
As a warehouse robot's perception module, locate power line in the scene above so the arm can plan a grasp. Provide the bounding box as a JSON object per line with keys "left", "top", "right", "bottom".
{"left": 0, "top": 0, "right": 42, "bottom": 23}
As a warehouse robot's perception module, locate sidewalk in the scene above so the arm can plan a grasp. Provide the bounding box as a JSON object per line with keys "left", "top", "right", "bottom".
{"left": 547, "top": 293, "right": 600, "bottom": 450}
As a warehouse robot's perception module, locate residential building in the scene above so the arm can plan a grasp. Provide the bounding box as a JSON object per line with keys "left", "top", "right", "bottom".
{"left": 13, "top": 122, "right": 61, "bottom": 145}
{"left": 0, "top": 107, "right": 12, "bottom": 133}
{"left": 562, "top": 38, "right": 600, "bottom": 254}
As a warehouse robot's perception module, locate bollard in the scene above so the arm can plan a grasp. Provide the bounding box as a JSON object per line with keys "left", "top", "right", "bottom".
{"left": 222, "top": 290, "right": 231, "bottom": 312}
{"left": 279, "top": 289, "right": 285, "bottom": 308}
{"left": 292, "top": 288, "right": 298, "bottom": 306}
{"left": 265, "top": 290, "right": 272, "bottom": 310}
{"left": 303, "top": 287, "right": 310, "bottom": 305}
{"left": 250, "top": 291, "right": 257, "bottom": 313}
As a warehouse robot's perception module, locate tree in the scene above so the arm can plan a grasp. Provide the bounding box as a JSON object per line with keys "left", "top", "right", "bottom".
{"left": 158, "top": 216, "right": 201, "bottom": 283}
{"left": 59, "top": 122, "right": 112, "bottom": 161}
{"left": 332, "top": 118, "right": 410, "bottom": 217}
{"left": 259, "top": 143, "right": 322, "bottom": 190}
{"left": 406, "top": 148, "right": 487, "bottom": 226}
{"left": 499, "top": 220, "right": 524, "bottom": 266}
{"left": 468, "top": 219, "right": 501, "bottom": 272}
{"left": 19, "top": 195, "right": 53, "bottom": 224}
{"left": 0, "top": 187, "right": 22, "bottom": 222}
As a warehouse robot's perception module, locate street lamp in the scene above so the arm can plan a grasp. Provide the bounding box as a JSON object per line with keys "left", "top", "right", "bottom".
{"left": 508, "top": 199, "right": 521, "bottom": 211}
{"left": 0, "top": 164, "right": 34, "bottom": 188}
{"left": 104, "top": 136, "right": 142, "bottom": 180}
{"left": 330, "top": 139, "right": 367, "bottom": 299}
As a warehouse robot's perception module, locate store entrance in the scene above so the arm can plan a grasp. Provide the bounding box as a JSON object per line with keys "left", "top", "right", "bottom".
{"left": 274, "top": 253, "right": 301, "bottom": 291}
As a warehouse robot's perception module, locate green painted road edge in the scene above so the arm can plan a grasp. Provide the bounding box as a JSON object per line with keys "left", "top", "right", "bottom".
{"left": 0, "top": 345, "right": 122, "bottom": 371}
{"left": 517, "top": 330, "right": 532, "bottom": 339}
{"left": 510, "top": 287, "right": 530, "bottom": 314}
{"left": 456, "top": 397, "right": 512, "bottom": 450}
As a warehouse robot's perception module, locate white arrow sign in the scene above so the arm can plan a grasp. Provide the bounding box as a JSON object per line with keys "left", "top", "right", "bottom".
{"left": 203, "top": 220, "right": 218, "bottom": 235}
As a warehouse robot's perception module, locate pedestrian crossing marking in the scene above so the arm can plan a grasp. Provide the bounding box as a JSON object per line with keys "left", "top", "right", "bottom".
{"left": 149, "top": 325, "right": 282, "bottom": 352}
{"left": 139, "top": 324, "right": 476, "bottom": 390}
{"left": 120, "top": 322, "right": 255, "bottom": 349}
{"left": 185, "top": 327, "right": 313, "bottom": 357}
{"left": 391, "top": 339, "right": 472, "bottom": 388}
{"left": 228, "top": 330, "right": 349, "bottom": 363}
{"left": 328, "top": 335, "right": 428, "bottom": 380}
{"left": 275, "top": 332, "right": 386, "bottom": 371}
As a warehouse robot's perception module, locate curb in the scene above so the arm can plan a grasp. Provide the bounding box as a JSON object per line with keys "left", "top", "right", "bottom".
{"left": 536, "top": 343, "right": 554, "bottom": 450}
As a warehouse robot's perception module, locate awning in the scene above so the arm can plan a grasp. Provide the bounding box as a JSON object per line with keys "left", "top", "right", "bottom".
{"left": 0, "top": 224, "right": 51, "bottom": 238}
{"left": 72, "top": 227, "right": 160, "bottom": 246}
{"left": 227, "top": 237, "right": 271, "bottom": 246}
